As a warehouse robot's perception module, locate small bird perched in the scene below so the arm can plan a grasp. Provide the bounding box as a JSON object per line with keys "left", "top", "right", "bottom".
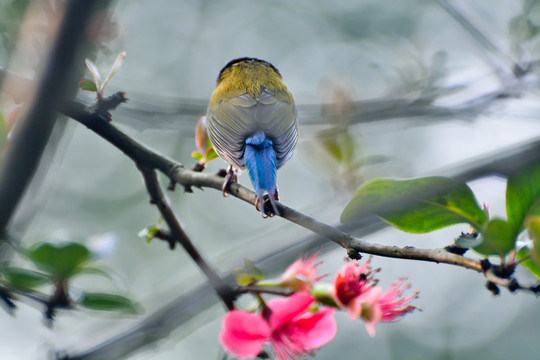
{"left": 206, "top": 57, "right": 298, "bottom": 217}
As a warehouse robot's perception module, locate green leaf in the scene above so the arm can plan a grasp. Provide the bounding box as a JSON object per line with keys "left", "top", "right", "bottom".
{"left": 517, "top": 247, "right": 540, "bottom": 279}
{"left": 235, "top": 273, "right": 255, "bottom": 286}
{"left": 473, "top": 219, "right": 516, "bottom": 257}
{"left": 525, "top": 216, "right": 540, "bottom": 263}
{"left": 506, "top": 163, "right": 540, "bottom": 231}
{"left": 321, "top": 134, "right": 342, "bottom": 162}
{"left": 205, "top": 148, "right": 219, "bottom": 162}
{"left": 191, "top": 151, "right": 203, "bottom": 162}
{"left": 78, "top": 292, "right": 141, "bottom": 314}
{"left": 244, "top": 259, "right": 264, "bottom": 282}
{"left": 79, "top": 79, "right": 98, "bottom": 92}
{"left": 317, "top": 128, "right": 356, "bottom": 165}
{"left": 27, "top": 242, "right": 90, "bottom": 279}
{"left": 509, "top": 15, "right": 533, "bottom": 42}
{"left": 2, "top": 268, "right": 50, "bottom": 290}
{"left": 341, "top": 177, "right": 488, "bottom": 233}
{"left": 75, "top": 266, "right": 116, "bottom": 283}
{"left": 138, "top": 224, "right": 161, "bottom": 244}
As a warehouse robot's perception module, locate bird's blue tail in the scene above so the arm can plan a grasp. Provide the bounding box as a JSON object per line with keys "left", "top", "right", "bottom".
{"left": 244, "top": 131, "right": 278, "bottom": 216}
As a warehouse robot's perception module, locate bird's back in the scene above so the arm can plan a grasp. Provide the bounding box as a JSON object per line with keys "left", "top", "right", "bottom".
{"left": 206, "top": 59, "right": 298, "bottom": 170}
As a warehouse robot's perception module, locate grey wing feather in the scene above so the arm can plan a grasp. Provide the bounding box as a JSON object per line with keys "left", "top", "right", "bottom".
{"left": 254, "top": 90, "right": 298, "bottom": 169}
{"left": 206, "top": 90, "right": 298, "bottom": 170}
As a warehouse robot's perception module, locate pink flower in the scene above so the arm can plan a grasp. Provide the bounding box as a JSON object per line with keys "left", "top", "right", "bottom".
{"left": 333, "top": 259, "right": 375, "bottom": 319}
{"left": 220, "top": 293, "right": 337, "bottom": 360}
{"left": 280, "top": 254, "right": 322, "bottom": 292}
{"left": 357, "top": 278, "right": 417, "bottom": 336}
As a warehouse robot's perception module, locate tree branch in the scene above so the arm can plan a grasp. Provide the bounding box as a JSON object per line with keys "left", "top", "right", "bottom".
{"left": 138, "top": 167, "right": 235, "bottom": 310}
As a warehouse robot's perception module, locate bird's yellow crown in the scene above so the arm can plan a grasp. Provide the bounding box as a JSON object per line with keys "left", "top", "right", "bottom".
{"left": 209, "top": 57, "right": 293, "bottom": 107}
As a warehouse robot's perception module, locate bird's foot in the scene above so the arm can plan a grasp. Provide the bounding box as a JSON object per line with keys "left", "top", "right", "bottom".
{"left": 255, "top": 194, "right": 277, "bottom": 218}
{"left": 221, "top": 165, "right": 237, "bottom": 197}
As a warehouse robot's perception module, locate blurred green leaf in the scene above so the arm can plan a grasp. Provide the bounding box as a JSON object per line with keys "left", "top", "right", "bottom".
{"left": 473, "top": 219, "right": 516, "bottom": 257}
{"left": 235, "top": 273, "right": 255, "bottom": 286}
{"left": 191, "top": 151, "right": 203, "bottom": 162}
{"left": 138, "top": 224, "right": 161, "bottom": 244}
{"left": 2, "top": 268, "right": 49, "bottom": 290}
{"left": 75, "top": 266, "right": 115, "bottom": 283}
{"left": 244, "top": 259, "right": 264, "bottom": 282}
{"left": 517, "top": 247, "right": 540, "bottom": 279}
{"left": 509, "top": 15, "right": 534, "bottom": 42}
{"left": 321, "top": 135, "right": 342, "bottom": 162}
{"left": 525, "top": 216, "right": 540, "bottom": 264}
{"left": 506, "top": 163, "right": 540, "bottom": 230}
{"left": 79, "top": 79, "right": 98, "bottom": 92}
{"left": 205, "top": 148, "right": 219, "bottom": 162}
{"left": 78, "top": 292, "right": 140, "bottom": 314}
{"left": 341, "top": 177, "right": 487, "bottom": 233}
{"left": 27, "top": 242, "right": 90, "bottom": 280}
{"left": 318, "top": 128, "right": 356, "bottom": 165}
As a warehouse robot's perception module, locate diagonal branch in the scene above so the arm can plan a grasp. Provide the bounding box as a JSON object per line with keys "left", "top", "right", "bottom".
{"left": 63, "top": 94, "right": 236, "bottom": 310}
{"left": 138, "top": 167, "right": 235, "bottom": 310}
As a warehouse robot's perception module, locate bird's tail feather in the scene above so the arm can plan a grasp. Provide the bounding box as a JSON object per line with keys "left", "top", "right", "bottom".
{"left": 245, "top": 132, "right": 278, "bottom": 217}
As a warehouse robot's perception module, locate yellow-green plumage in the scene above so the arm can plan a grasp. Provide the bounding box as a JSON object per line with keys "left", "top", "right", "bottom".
{"left": 209, "top": 59, "right": 294, "bottom": 108}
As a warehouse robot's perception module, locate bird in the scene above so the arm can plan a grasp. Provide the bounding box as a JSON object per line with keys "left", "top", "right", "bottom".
{"left": 205, "top": 57, "right": 298, "bottom": 217}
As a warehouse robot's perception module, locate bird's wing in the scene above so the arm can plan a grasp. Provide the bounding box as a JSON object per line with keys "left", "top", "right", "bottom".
{"left": 206, "top": 93, "right": 257, "bottom": 169}
{"left": 255, "top": 90, "right": 298, "bottom": 169}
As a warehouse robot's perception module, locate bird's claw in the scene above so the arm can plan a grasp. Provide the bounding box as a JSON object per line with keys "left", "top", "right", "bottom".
{"left": 221, "top": 165, "right": 237, "bottom": 197}
{"left": 255, "top": 194, "right": 276, "bottom": 218}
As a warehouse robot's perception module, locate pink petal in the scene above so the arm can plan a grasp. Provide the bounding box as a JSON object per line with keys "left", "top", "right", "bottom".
{"left": 267, "top": 293, "right": 315, "bottom": 331}
{"left": 220, "top": 310, "right": 271, "bottom": 358}
{"left": 280, "top": 254, "right": 321, "bottom": 290}
{"left": 365, "top": 303, "right": 382, "bottom": 337}
{"left": 346, "top": 299, "right": 362, "bottom": 320}
{"left": 291, "top": 307, "right": 337, "bottom": 349}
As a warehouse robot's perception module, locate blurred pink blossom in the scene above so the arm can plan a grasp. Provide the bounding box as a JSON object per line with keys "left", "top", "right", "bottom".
{"left": 280, "top": 254, "right": 322, "bottom": 292}
{"left": 356, "top": 278, "right": 418, "bottom": 336}
{"left": 220, "top": 293, "right": 337, "bottom": 360}
{"left": 333, "top": 259, "right": 375, "bottom": 319}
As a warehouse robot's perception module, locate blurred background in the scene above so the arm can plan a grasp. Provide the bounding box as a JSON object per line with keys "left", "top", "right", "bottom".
{"left": 1, "top": 0, "right": 540, "bottom": 359}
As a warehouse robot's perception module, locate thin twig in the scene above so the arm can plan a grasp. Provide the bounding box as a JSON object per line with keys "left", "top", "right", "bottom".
{"left": 138, "top": 167, "right": 235, "bottom": 310}
{"left": 237, "top": 286, "right": 293, "bottom": 297}
{"left": 436, "top": 0, "right": 518, "bottom": 78}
